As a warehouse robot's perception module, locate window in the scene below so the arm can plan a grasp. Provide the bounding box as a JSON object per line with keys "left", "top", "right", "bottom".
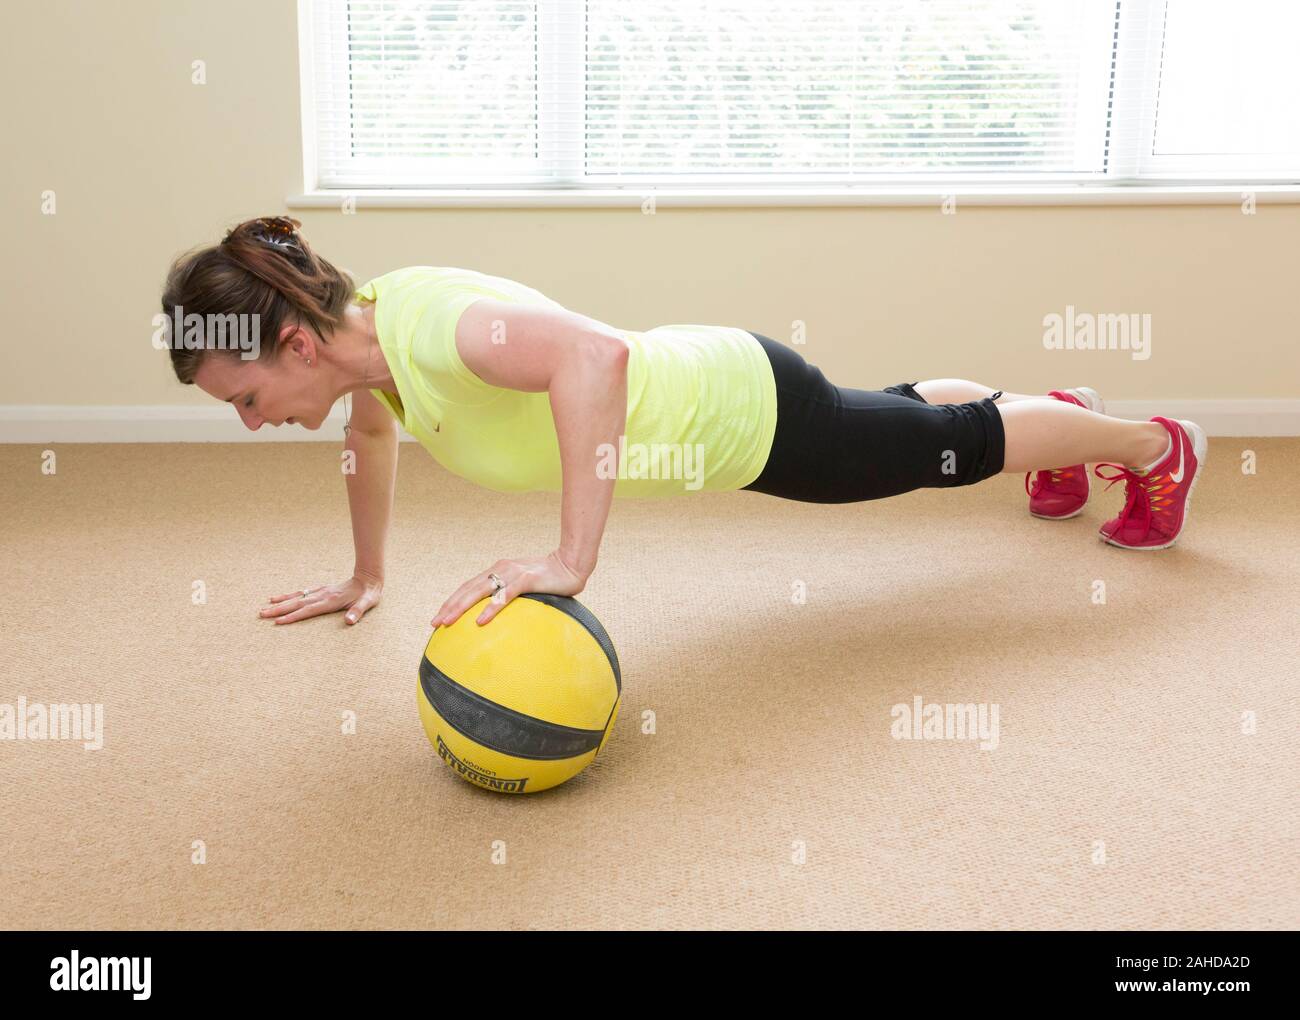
{"left": 298, "top": 0, "right": 1300, "bottom": 193}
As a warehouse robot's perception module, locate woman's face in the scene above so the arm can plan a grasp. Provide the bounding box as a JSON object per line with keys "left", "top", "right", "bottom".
{"left": 194, "top": 341, "right": 331, "bottom": 431}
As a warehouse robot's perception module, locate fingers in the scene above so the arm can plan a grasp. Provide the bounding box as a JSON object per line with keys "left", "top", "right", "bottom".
{"left": 260, "top": 593, "right": 315, "bottom": 619}
{"left": 260, "top": 590, "right": 334, "bottom": 623}
{"left": 257, "top": 592, "right": 321, "bottom": 615}
{"left": 475, "top": 576, "right": 525, "bottom": 626}
{"left": 267, "top": 586, "right": 318, "bottom": 605}
{"left": 436, "top": 569, "right": 530, "bottom": 629}
{"left": 433, "top": 590, "right": 479, "bottom": 628}
{"left": 271, "top": 603, "right": 331, "bottom": 625}
{"left": 345, "top": 590, "right": 378, "bottom": 625}
{"left": 432, "top": 570, "right": 495, "bottom": 628}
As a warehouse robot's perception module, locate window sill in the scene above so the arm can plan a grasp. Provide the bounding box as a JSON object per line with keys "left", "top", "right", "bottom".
{"left": 287, "top": 183, "right": 1300, "bottom": 209}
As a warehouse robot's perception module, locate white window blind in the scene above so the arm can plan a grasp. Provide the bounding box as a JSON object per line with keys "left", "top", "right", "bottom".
{"left": 300, "top": 0, "right": 1300, "bottom": 191}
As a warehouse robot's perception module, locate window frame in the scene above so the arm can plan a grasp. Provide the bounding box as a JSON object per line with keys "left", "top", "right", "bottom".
{"left": 293, "top": 0, "right": 1300, "bottom": 207}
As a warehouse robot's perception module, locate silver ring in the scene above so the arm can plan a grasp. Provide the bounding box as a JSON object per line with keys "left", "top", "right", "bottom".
{"left": 488, "top": 572, "right": 505, "bottom": 593}
{"left": 300, "top": 588, "right": 311, "bottom": 597}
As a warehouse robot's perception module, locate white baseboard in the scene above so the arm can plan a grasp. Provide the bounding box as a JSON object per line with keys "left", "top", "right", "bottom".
{"left": 1100, "top": 400, "right": 1300, "bottom": 437}
{"left": 1, "top": 400, "right": 1298, "bottom": 442}
{"left": 0, "top": 406, "right": 416, "bottom": 443}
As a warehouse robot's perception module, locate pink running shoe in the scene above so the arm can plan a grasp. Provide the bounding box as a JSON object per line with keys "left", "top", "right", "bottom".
{"left": 1026, "top": 387, "right": 1105, "bottom": 520}
{"left": 1093, "top": 417, "right": 1208, "bottom": 550}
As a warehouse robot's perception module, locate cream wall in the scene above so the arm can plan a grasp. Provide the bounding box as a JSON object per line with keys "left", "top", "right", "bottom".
{"left": 4, "top": 0, "right": 1298, "bottom": 412}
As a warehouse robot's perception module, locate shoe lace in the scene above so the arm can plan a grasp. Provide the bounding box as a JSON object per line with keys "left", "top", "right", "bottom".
{"left": 1024, "top": 467, "right": 1075, "bottom": 497}
{"left": 1093, "top": 462, "right": 1167, "bottom": 533}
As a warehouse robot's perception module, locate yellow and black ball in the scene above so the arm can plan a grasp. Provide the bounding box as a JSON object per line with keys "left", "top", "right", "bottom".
{"left": 418, "top": 592, "right": 621, "bottom": 794}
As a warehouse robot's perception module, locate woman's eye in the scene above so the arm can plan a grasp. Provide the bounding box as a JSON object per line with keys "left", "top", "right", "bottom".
{"left": 244, "top": 396, "right": 253, "bottom": 408}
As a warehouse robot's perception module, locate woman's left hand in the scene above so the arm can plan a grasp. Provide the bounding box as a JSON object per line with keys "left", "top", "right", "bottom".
{"left": 432, "top": 551, "right": 590, "bottom": 628}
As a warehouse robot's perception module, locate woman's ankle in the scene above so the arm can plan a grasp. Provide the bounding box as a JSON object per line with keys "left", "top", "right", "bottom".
{"left": 1128, "top": 422, "right": 1170, "bottom": 469}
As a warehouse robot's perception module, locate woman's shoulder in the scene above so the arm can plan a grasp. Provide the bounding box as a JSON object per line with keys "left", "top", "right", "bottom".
{"left": 357, "top": 267, "right": 568, "bottom": 315}
{"left": 355, "top": 265, "right": 463, "bottom": 300}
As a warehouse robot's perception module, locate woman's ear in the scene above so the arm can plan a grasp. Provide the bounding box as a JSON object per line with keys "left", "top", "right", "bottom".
{"left": 278, "top": 322, "right": 317, "bottom": 367}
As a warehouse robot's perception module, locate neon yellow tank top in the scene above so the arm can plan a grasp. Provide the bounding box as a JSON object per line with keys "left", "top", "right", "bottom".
{"left": 354, "top": 266, "right": 777, "bottom": 499}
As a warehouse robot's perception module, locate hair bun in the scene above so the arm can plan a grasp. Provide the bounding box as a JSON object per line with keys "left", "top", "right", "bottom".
{"left": 222, "top": 215, "right": 303, "bottom": 248}
{"left": 255, "top": 215, "right": 301, "bottom": 238}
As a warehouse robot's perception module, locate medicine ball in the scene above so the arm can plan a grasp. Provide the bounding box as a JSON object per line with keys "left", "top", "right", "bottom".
{"left": 418, "top": 592, "right": 621, "bottom": 794}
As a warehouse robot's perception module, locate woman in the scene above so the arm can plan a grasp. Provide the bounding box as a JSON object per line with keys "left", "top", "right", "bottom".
{"left": 161, "top": 216, "right": 1206, "bottom": 630}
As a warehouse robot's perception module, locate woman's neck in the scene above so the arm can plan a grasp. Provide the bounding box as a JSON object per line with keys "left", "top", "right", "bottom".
{"left": 340, "top": 301, "right": 395, "bottom": 394}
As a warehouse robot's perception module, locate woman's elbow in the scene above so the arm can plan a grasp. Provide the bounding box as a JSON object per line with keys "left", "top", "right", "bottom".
{"left": 595, "top": 334, "right": 629, "bottom": 374}
{"left": 549, "top": 332, "right": 628, "bottom": 392}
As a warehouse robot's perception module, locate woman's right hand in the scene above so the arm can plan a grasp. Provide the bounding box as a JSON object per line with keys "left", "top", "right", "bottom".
{"left": 258, "top": 572, "right": 384, "bottom": 626}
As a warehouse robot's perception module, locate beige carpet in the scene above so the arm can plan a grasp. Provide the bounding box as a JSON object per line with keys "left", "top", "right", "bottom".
{"left": 2, "top": 439, "right": 1296, "bottom": 930}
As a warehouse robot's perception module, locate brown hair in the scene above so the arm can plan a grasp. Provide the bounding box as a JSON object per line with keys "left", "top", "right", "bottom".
{"left": 160, "top": 215, "right": 355, "bottom": 384}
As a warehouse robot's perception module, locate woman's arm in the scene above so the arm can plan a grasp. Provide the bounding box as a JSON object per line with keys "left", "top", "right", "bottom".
{"left": 259, "top": 387, "right": 397, "bottom": 627}
{"left": 549, "top": 332, "right": 628, "bottom": 581}
{"left": 431, "top": 299, "right": 629, "bottom": 628}
{"left": 345, "top": 388, "right": 400, "bottom": 589}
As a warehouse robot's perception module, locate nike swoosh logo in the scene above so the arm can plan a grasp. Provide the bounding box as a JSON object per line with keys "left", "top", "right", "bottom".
{"left": 433, "top": 422, "right": 441, "bottom": 432}
{"left": 1169, "top": 430, "right": 1185, "bottom": 483}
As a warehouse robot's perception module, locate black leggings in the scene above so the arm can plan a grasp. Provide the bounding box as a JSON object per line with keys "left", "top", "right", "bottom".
{"left": 741, "top": 333, "right": 1006, "bottom": 504}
